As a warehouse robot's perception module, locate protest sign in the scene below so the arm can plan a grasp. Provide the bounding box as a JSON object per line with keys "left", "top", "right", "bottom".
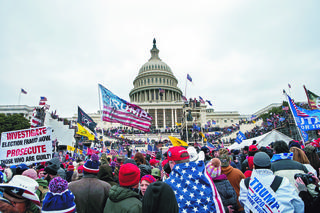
{"left": 0, "top": 127, "right": 53, "bottom": 166}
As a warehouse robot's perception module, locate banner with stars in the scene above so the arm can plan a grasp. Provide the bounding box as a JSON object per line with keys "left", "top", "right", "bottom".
{"left": 165, "top": 160, "right": 225, "bottom": 213}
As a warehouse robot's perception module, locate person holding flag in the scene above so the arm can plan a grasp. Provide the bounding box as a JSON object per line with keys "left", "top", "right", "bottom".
{"left": 164, "top": 146, "right": 225, "bottom": 213}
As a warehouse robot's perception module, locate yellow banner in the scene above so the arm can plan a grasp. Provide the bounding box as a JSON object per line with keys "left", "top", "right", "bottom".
{"left": 67, "top": 145, "right": 75, "bottom": 152}
{"left": 76, "top": 123, "right": 95, "bottom": 140}
{"left": 175, "top": 122, "right": 181, "bottom": 126}
{"left": 168, "top": 136, "right": 188, "bottom": 147}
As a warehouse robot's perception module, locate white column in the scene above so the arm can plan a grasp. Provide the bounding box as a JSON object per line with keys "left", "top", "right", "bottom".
{"left": 175, "top": 109, "right": 177, "bottom": 124}
{"left": 163, "top": 109, "right": 166, "bottom": 128}
{"left": 171, "top": 108, "right": 174, "bottom": 128}
{"left": 155, "top": 109, "right": 158, "bottom": 129}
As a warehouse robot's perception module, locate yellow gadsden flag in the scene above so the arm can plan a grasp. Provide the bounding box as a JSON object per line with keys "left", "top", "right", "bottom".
{"left": 76, "top": 123, "right": 95, "bottom": 140}
{"left": 67, "top": 145, "right": 75, "bottom": 152}
{"left": 175, "top": 122, "right": 182, "bottom": 126}
{"left": 168, "top": 136, "right": 188, "bottom": 147}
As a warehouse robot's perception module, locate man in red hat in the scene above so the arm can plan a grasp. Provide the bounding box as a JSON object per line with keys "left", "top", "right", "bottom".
{"left": 104, "top": 163, "right": 142, "bottom": 213}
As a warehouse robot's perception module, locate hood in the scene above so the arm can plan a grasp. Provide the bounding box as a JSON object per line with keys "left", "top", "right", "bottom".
{"left": 48, "top": 157, "right": 61, "bottom": 166}
{"left": 221, "top": 165, "right": 233, "bottom": 176}
{"left": 109, "top": 185, "right": 139, "bottom": 202}
{"left": 36, "top": 178, "right": 48, "bottom": 187}
{"left": 98, "top": 164, "right": 114, "bottom": 182}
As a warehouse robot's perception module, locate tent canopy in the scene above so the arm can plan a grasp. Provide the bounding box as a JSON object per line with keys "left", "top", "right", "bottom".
{"left": 227, "top": 130, "right": 293, "bottom": 150}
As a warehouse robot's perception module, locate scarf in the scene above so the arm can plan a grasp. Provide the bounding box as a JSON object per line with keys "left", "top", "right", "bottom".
{"left": 270, "top": 152, "right": 293, "bottom": 163}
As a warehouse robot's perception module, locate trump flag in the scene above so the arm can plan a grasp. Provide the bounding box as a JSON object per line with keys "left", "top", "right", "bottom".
{"left": 99, "top": 84, "right": 152, "bottom": 132}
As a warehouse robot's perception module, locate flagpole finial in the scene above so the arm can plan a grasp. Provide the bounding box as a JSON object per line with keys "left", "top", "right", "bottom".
{"left": 153, "top": 38, "right": 156, "bottom": 47}
{"left": 150, "top": 38, "right": 160, "bottom": 60}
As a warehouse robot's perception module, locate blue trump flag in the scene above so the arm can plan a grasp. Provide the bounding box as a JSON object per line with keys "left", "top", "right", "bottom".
{"left": 287, "top": 94, "right": 320, "bottom": 131}
{"left": 236, "top": 131, "right": 246, "bottom": 144}
{"left": 207, "top": 141, "right": 216, "bottom": 149}
{"left": 165, "top": 161, "right": 224, "bottom": 212}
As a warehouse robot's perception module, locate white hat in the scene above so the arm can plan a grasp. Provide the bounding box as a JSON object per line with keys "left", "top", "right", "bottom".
{"left": 0, "top": 175, "right": 40, "bottom": 208}
{"left": 187, "top": 147, "right": 205, "bottom": 162}
{"left": 187, "top": 147, "right": 198, "bottom": 162}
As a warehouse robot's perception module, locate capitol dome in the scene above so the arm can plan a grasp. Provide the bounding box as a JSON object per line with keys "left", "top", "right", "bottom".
{"left": 129, "top": 39, "right": 183, "bottom": 103}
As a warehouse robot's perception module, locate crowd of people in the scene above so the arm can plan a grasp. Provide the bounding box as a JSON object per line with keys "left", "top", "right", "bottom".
{"left": 1, "top": 137, "right": 320, "bottom": 213}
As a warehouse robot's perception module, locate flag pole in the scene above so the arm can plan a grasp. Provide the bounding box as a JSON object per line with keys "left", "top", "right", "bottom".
{"left": 98, "top": 84, "right": 105, "bottom": 151}
{"left": 18, "top": 91, "right": 21, "bottom": 105}
{"left": 284, "top": 90, "right": 305, "bottom": 143}
{"left": 184, "top": 76, "right": 189, "bottom": 143}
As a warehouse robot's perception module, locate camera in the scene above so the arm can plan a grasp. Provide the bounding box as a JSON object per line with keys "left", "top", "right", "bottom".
{"left": 294, "top": 173, "right": 314, "bottom": 185}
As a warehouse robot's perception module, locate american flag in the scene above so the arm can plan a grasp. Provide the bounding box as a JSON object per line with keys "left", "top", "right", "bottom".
{"left": 147, "top": 144, "right": 153, "bottom": 156}
{"left": 182, "top": 96, "right": 188, "bottom": 102}
{"left": 31, "top": 108, "right": 44, "bottom": 127}
{"left": 21, "top": 88, "right": 27, "bottom": 94}
{"left": 159, "top": 88, "right": 165, "bottom": 93}
{"left": 199, "top": 96, "right": 205, "bottom": 104}
{"left": 110, "top": 149, "right": 118, "bottom": 156}
{"left": 187, "top": 74, "right": 192, "bottom": 82}
{"left": 164, "top": 161, "right": 225, "bottom": 213}
{"left": 99, "top": 84, "right": 152, "bottom": 132}
{"left": 288, "top": 95, "right": 309, "bottom": 117}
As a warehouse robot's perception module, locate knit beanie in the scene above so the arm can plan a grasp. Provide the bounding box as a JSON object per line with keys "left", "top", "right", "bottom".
{"left": 42, "top": 177, "right": 76, "bottom": 213}
{"left": 140, "top": 175, "right": 156, "bottom": 184}
{"left": 22, "top": 169, "right": 37, "bottom": 180}
{"left": 139, "top": 164, "right": 152, "bottom": 178}
{"left": 124, "top": 158, "right": 137, "bottom": 166}
{"left": 206, "top": 158, "right": 221, "bottom": 179}
{"left": 67, "top": 165, "right": 74, "bottom": 172}
{"left": 45, "top": 163, "right": 60, "bottom": 176}
{"left": 119, "top": 163, "right": 140, "bottom": 187}
{"left": 57, "top": 168, "right": 66, "bottom": 180}
{"left": 83, "top": 154, "right": 99, "bottom": 174}
{"left": 142, "top": 181, "right": 179, "bottom": 213}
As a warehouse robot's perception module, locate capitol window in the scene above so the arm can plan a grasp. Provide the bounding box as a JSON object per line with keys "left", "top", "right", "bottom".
{"left": 160, "top": 78, "right": 161, "bottom": 83}
{"left": 156, "top": 78, "right": 158, "bottom": 83}
{"left": 148, "top": 79, "right": 150, "bottom": 84}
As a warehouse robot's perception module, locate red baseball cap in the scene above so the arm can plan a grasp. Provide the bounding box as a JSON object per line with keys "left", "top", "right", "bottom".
{"left": 149, "top": 159, "right": 160, "bottom": 166}
{"left": 249, "top": 145, "right": 258, "bottom": 152}
{"left": 167, "top": 146, "right": 189, "bottom": 161}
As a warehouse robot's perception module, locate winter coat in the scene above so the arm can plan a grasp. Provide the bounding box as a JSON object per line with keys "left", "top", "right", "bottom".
{"left": 104, "top": 185, "right": 142, "bottom": 213}
{"left": 213, "top": 174, "right": 238, "bottom": 213}
{"left": 69, "top": 174, "right": 111, "bottom": 213}
{"left": 271, "top": 158, "right": 308, "bottom": 192}
{"left": 221, "top": 165, "right": 245, "bottom": 212}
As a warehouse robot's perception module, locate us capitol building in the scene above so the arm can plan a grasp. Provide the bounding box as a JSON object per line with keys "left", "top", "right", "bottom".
{"left": 127, "top": 39, "right": 243, "bottom": 130}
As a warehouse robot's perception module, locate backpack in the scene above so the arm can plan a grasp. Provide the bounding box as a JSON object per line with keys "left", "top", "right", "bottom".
{"left": 244, "top": 175, "right": 283, "bottom": 192}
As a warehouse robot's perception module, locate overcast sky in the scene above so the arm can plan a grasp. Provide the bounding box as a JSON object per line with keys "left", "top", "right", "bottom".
{"left": 1, "top": 0, "right": 319, "bottom": 118}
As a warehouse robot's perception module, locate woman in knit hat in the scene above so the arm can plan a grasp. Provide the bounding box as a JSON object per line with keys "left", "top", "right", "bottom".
{"left": 206, "top": 158, "right": 238, "bottom": 213}
{"left": 139, "top": 175, "right": 156, "bottom": 200}
{"left": 42, "top": 177, "right": 76, "bottom": 213}
{"left": 142, "top": 181, "right": 178, "bottom": 213}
